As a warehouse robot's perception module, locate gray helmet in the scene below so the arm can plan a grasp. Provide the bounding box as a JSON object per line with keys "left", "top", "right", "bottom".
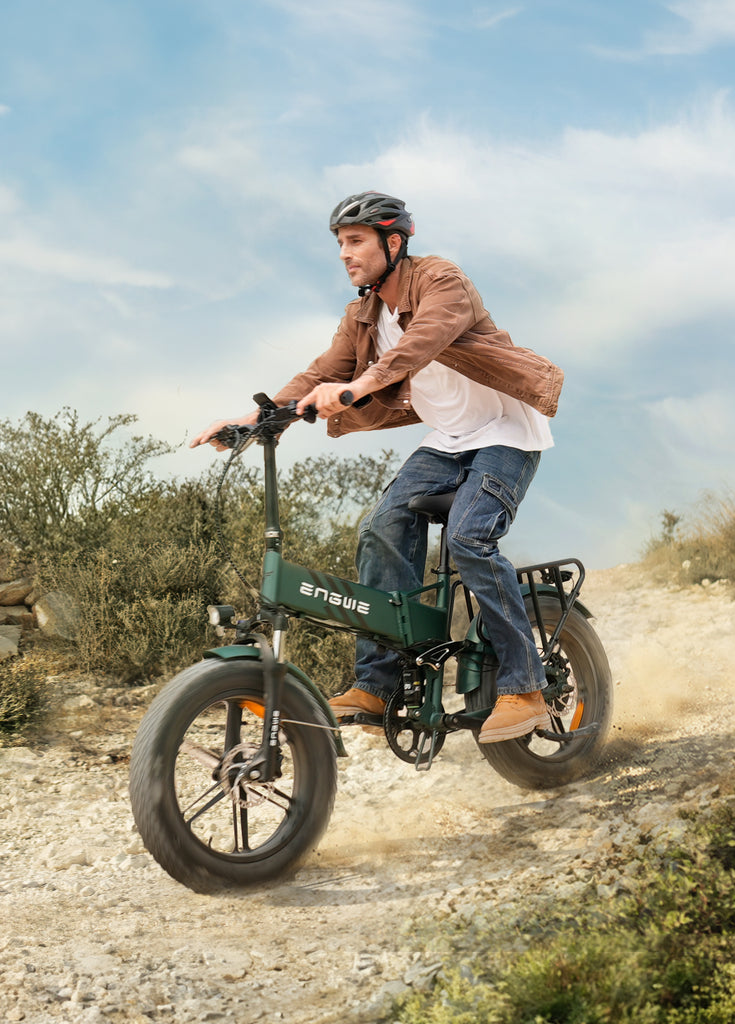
{"left": 330, "top": 191, "right": 414, "bottom": 296}
{"left": 329, "top": 191, "right": 415, "bottom": 240}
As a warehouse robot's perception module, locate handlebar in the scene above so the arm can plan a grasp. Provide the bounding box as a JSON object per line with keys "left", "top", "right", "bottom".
{"left": 212, "top": 390, "right": 355, "bottom": 451}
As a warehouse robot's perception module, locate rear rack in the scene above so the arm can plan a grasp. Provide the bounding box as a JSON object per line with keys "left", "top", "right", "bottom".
{"left": 516, "top": 558, "right": 585, "bottom": 661}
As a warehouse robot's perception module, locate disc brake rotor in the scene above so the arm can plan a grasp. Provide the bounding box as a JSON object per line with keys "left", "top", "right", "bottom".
{"left": 545, "top": 652, "right": 577, "bottom": 720}
{"left": 219, "top": 743, "right": 276, "bottom": 809}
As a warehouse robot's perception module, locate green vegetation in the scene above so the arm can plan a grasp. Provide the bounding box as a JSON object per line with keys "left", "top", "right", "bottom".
{"left": 0, "top": 654, "right": 47, "bottom": 732}
{"left": 388, "top": 799, "right": 735, "bottom": 1024}
{"left": 645, "top": 491, "right": 735, "bottom": 588}
{"left": 0, "top": 408, "right": 174, "bottom": 559}
{"left": 0, "top": 408, "right": 396, "bottom": 730}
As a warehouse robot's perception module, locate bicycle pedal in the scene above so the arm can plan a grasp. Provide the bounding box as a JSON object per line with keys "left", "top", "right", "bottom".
{"left": 352, "top": 712, "right": 384, "bottom": 728}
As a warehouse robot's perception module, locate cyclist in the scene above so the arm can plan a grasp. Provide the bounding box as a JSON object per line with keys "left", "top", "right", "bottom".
{"left": 191, "top": 191, "right": 564, "bottom": 743}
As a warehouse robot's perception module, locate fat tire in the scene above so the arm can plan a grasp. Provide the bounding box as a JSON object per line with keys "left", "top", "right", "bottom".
{"left": 468, "top": 594, "right": 612, "bottom": 790}
{"left": 129, "top": 659, "right": 338, "bottom": 892}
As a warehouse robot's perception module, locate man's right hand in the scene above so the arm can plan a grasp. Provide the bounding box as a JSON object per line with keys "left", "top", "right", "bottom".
{"left": 189, "top": 410, "right": 259, "bottom": 451}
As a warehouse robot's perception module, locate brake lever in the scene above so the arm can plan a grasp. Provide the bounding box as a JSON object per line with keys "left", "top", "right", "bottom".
{"left": 211, "top": 424, "right": 253, "bottom": 450}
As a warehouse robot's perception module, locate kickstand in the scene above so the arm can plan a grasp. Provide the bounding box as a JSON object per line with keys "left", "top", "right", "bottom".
{"left": 414, "top": 730, "right": 439, "bottom": 772}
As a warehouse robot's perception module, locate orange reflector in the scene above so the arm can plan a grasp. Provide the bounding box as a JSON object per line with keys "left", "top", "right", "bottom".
{"left": 570, "top": 702, "right": 584, "bottom": 731}
{"left": 240, "top": 699, "right": 265, "bottom": 718}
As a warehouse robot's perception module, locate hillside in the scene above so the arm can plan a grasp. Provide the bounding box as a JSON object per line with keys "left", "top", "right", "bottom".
{"left": 0, "top": 562, "right": 733, "bottom": 1023}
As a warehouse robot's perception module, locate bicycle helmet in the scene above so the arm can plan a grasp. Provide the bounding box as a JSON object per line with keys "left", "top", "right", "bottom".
{"left": 330, "top": 191, "right": 414, "bottom": 295}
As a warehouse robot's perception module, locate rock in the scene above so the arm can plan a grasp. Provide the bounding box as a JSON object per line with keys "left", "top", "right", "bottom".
{"left": 61, "top": 694, "right": 96, "bottom": 711}
{"left": 0, "top": 625, "right": 21, "bottom": 661}
{"left": 0, "top": 578, "right": 33, "bottom": 606}
{"left": 0, "top": 606, "right": 35, "bottom": 628}
{"left": 33, "top": 591, "right": 80, "bottom": 640}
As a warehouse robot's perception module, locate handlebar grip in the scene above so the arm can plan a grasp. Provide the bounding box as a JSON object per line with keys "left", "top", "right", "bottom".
{"left": 339, "top": 390, "right": 354, "bottom": 407}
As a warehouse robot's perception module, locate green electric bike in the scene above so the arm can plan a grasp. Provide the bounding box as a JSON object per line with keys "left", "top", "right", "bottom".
{"left": 129, "top": 395, "right": 612, "bottom": 893}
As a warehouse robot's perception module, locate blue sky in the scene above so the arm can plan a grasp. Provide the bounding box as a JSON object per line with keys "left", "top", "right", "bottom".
{"left": 1, "top": 0, "right": 734, "bottom": 568}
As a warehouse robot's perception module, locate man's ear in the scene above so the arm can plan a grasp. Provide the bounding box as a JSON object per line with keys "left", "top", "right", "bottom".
{"left": 386, "top": 232, "right": 403, "bottom": 261}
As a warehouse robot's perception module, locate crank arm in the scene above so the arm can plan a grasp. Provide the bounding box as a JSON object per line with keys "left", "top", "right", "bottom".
{"left": 536, "top": 722, "right": 599, "bottom": 743}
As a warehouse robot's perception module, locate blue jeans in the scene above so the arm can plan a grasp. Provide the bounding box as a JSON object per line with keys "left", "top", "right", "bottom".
{"left": 355, "top": 445, "right": 546, "bottom": 700}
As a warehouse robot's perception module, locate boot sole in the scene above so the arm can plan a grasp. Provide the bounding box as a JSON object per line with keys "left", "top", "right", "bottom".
{"left": 478, "top": 711, "right": 551, "bottom": 744}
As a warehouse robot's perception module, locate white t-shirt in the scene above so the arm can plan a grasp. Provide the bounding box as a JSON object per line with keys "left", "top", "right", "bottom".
{"left": 376, "top": 303, "right": 554, "bottom": 454}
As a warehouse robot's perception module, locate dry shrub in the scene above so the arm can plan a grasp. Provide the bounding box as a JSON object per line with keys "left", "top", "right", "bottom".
{"left": 0, "top": 654, "right": 48, "bottom": 733}
{"left": 49, "top": 541, "right": 224, "bottom": 682}
{"left": 644, "top": 490, "right": 735, "bottom": 588}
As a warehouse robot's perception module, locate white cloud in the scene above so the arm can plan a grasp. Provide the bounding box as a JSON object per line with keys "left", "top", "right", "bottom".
{"left": 650, "top": 0, "right": 735, "bottom": 55}
{"left": 646, "top": 389, "right": 735, "bottom": 462}
{"left": 0, "top": 104, "right": 10, "bottom": 116}
{"left": 0, "top": 235, "right": 172, "bottom": 288}
{"left": 0, "top": 184, "right": 19, "bottom": 214}
{"left": 326, "top": 94, "right": 735, "bottom": 359}
{"left": 595, "top": 0, "right": 735, "bottom": 58}
{"left": 474, "top": 7, "right": 523, "bottom": 31}
{"left": 252, "top": 0, "right": 423, "bottom": 49}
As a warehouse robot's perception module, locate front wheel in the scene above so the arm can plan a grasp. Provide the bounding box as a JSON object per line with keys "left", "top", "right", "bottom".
{"left": 129, "top": 659, "right": 338, "bottom": 892}
{"left": 468, "top": 595, "right": 613, "bottom": 790}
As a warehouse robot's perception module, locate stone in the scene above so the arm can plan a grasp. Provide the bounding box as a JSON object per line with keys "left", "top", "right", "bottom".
{"left": 0, "top": 625, "right": 21, "bottom": 661}
{"left": 0, "top": 579, "right": 33, "bottom": 606}
{"left": 0, "top": 606, "right": 35, "bottom": 628}
{"left": 33, "top": 591, "right": 80, "bottom": 640}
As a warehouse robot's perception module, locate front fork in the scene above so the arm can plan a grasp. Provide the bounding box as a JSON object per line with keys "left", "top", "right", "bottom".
{"left": 234, "top": 629, "right": 287, "bottom": 784}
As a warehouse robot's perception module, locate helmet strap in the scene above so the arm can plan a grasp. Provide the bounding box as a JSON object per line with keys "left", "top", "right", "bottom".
{"left": 358, "top": 234, "right": 406, "bottom": 297}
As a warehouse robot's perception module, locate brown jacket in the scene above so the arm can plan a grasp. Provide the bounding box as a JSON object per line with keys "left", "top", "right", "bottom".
{"left": 275, "top": 255, "right": 564, "bottom": 437}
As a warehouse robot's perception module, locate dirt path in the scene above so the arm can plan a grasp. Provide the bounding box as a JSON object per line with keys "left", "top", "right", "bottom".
{"left": 1, "top": 564, "right": 733, "bottom": 1023}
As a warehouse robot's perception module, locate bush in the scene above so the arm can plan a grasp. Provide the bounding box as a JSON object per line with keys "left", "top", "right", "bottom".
{"left": 0, "top": 408, "right": 173, "bottom": 560}
{"left": 0, "top": 655, "right": 47, "bottom": 733}
{"left": 0, "top": 409, "right": 398, "bottom": 693}
{"left": 389, "top": 801, "right": 735, "bottom": 1024}
{"left": 48, "top": 541, "right": 224, "bottom": 682}
{"left": 645, "top": 491, "right": 735, "bottom": 588}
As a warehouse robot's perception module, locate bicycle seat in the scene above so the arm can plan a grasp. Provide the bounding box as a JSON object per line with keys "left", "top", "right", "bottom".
{"left": 408, "top": 491, "right": 457, "bottom": 525}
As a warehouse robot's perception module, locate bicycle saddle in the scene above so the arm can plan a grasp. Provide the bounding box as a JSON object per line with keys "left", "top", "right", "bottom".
{"left": 408, "top": 491, "right": 457, "bottom": 525}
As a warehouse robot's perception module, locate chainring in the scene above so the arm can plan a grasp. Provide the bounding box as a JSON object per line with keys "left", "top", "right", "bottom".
{"left": 384, "top": 689, "right": 445, "bottom": 766}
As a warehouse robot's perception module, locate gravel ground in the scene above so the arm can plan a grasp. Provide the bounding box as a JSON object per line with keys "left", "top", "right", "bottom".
{"left": 1, "top": 564, "right": 733, "bottom": 1023}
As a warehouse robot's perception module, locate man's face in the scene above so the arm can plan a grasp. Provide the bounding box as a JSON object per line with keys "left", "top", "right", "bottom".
{"left": 336, "top": 224, "right": 388, "bottom": 289}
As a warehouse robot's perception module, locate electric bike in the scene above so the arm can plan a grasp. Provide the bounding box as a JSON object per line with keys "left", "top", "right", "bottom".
{"left": 129, "top": 395, "right": 612, "bottom": 893}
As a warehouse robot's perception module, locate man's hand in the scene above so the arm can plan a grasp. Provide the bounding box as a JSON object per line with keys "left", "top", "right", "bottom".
{"left": 189, "top": 410, "right": 259, "bottom": 451}
{"left": 296, "top": 377, "right": 373, "bottom": 419}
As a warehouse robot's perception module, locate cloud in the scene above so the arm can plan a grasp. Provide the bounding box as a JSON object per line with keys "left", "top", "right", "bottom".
{"left": 252, "top": 0, "right": 423, "bottom": 50}
{"left": 0, "top": 104, "right": 9, "bottom": 116}
{"left": 325, "top": 94, "right": 735, "bottom": 360}
{"left": 0, "top": 235, "right": 172, "bottom": 288}
{"left": 646, "top": 389, "right": 735, "bottom": 464}
{"left": 650, "top": 0, "right": 735, "bottom": 54}
{"left": 474, "top": 7, "right": 523, "bottom": 31}
{"left": 596, "top": 0, "right": 735, "bottom": 58}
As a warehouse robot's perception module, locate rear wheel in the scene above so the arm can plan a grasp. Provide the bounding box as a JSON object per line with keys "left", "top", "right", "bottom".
{"left": 468, "top": 595, "right": 612, "bottom": 789}
{"left": 129, "top": 659, "right": 338, "bottom": 892}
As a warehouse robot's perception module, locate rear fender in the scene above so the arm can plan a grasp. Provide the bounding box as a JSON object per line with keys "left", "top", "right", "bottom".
{"left": 204, "top": 644, "right": 347, "bottom": 757}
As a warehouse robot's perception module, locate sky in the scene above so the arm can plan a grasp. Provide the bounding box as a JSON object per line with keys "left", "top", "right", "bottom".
{"left": 1, "top": 0, "right": 734, "bottom": 569}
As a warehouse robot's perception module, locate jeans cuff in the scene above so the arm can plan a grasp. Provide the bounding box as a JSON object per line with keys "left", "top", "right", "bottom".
{"left": 355, "top": 682, "right": 394, "bottom": 701}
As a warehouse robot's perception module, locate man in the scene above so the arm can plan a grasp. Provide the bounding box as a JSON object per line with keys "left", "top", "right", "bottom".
{"left": 191, "top": 191, "right": 564, "bottom": 743}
